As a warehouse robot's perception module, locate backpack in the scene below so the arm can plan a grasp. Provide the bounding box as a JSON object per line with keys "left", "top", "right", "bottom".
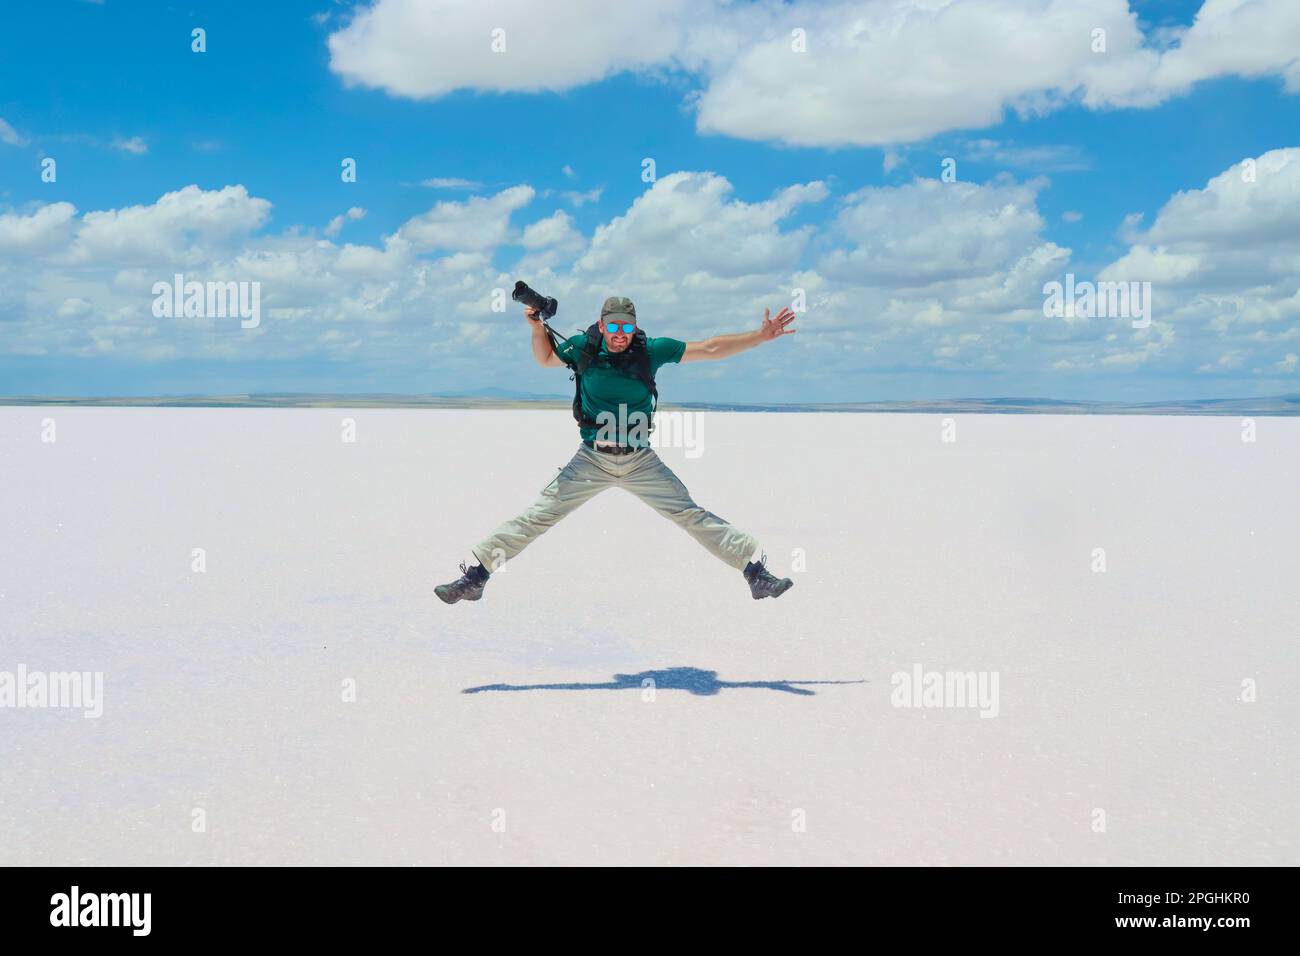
{"left": 565, "top": 321, "right": 658, "bottom": 434}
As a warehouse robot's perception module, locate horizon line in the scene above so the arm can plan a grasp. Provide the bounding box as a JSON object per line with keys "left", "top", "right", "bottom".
{"left": 2, "top": 393, "right": 1298, "bottom": 416}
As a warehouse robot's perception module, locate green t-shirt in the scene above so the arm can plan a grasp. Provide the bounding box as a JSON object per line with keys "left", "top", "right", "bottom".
{"left": 555, "top": 332, "right": 687, "bottom": 447}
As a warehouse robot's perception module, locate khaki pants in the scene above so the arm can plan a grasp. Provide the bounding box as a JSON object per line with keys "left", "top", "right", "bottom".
{"left": 471, "top": 443, "right": 760, "bottom": 572}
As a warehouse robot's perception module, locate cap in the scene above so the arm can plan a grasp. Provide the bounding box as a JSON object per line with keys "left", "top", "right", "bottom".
{"left": 600, "top": 296, "right": 637, "bottom": 321}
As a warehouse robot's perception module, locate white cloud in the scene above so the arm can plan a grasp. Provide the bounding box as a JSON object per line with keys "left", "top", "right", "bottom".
{"left": 0, "top": 117, "right": 29, "bottom": 147}
{"left": 111, "top": 136, "right": 148, "bottom": 154}
{"left": 695, "top": 0, "right": 1144, "bottom": 147}
{"left": 0, "top": 171, "right": 830, "bottom": 366}
{"left": 69, "top": 184, "right": 271, "bottom": 265}
{"left": 574, "top": 172, "right": 827, "bottom": 286}
{"left": 0, "top": 203, "right": 78, "bottom": 254}
{"left": 1128, "top": 149, "right": 1300, "bottom": 249}
{"left": 325, "top": 206, "right": 367, "bottom": 237}
{"left": 324, "top": 0, "right": 1300, "bottom": 148}
{"left": 561, "top": 187, "right": 603, "bottom": 207}
{"left": 960, "top": 139, "right": 1090, "bottom": 172}
{"left": 395, "top": 185, "right": 534, "bottom": 251}
{"left": 1100, "top": 245, "right": 1202, "bottom": 284}
{"left": 1101, "top": 149, "right": 1300, "bottom": 295}
{"left": 57, "top": 297, "right": 93, "bottom": 318}
{"left": 1094, "top": 148, "right": 1300, "bottom": 373}
{"left": 1123, "top": 0, "right": 1300, "bottom": 105}
{"left": 1198, "top": 350, "right": 1245, "bottom": 372}
{"left": 420, "top": 177, "right": 481, "bottom": 189}
{"left": 820, "top": 178, "right": 1062, "bottom": 288}
{"left": 328, "top": 0, "right": 693, "bottom": 97}
{"left": 517, "top": 210, "right": 586, "bottom": 272}
{"left": 520, "top": 210, "right": 580, "bottom": 250}
{"left": 322, "top": 0, "right": 1300, "bottom": 148}
{"left": 5, "top": 152, "right": 1300, "bottom": 390}
{"left": 700, "top": 0, "right": 1300, "bottom": 146}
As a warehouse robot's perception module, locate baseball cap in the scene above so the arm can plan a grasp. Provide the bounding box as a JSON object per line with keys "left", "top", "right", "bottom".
{"left": 600, "top": 296, "right": 637, "bottom": 321}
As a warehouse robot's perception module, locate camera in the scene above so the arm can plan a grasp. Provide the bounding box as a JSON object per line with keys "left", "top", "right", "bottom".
{"left": 512, "top": 280, "right": 557, "bottom": 321}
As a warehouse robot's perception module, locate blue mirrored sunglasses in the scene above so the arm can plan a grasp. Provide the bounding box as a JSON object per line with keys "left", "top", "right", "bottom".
{"left": 605, "top": 322, "right": 636, "bottom": 334}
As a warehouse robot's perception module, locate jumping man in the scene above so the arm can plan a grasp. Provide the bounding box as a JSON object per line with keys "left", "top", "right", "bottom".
{"left": 435, "top": 294, "right": 797, "bottom": 604}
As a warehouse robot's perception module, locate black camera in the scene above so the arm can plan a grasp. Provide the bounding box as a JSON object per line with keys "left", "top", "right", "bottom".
{"left": 512, "top": 280, "right": 557, "bottom": 321}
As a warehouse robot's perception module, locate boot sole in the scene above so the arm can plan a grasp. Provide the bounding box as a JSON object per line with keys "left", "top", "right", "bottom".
{"left": 751, "top": 579, "right": 794, "bottom": 600}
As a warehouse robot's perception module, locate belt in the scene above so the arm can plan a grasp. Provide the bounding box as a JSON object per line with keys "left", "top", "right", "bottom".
{"left": 585, "top": 439, "right": 640, "bottom": 456}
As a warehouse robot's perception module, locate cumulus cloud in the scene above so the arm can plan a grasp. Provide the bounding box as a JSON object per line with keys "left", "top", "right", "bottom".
{"left": 520, "top": 210, "right": 581, "bottom": 249}
{"left": 325, "top": 0, "right": 1300, "bottom": 148}
{"left": 517, "top": 210, "right": 586, "bottom": 272}
{"left": 395, "top": 184, "right": 534, "bottom": 251}
{"left": 820, "top": 178, "right": 1063, "bottom": 288}
{"left": 69, "top": 184, "right": 271, "bottom": 266}
{"left": 1101, "top": 149, "right": 1300, "bottom": 299}
{"left": 1124, "top": 0, "right": 1300, "bottom": 105}
{"left": 574, "top": 173, "right": 827, "bottom": 285}
{"left": 0, "top": 203, "right": 79, "bottom": 254}
{"left": 328, "top": 0, "right": 693, "bottom": 97}
{"left": 1096, "top": 148, "right": 1300, "bottom": 373}
{"left": 0, "top": 183, "right": 556, "bottom": 364}
{"left": 4, "top": 151, "right": 1300, "bottom": 390}
{"left": 694, "top": 0, "right": 1144, "bottom": 146}
{"left": 1123, "top": 148, "right": 1300, "bottom": 249}
{"left": 1100, "top": 245, "right": 1202, "bottom": 284}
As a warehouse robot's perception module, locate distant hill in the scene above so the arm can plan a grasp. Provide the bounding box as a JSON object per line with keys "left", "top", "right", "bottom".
{"left": 3, "top": 393, "right": 1299, "bottom": 415}
{"left": 431, "top": 386, "right": 570, "bottom": 400}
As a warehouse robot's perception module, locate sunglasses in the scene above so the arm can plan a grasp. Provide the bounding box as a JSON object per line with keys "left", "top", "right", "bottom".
{"left": 605, "top": 322, "right": 636, "bottom": 334}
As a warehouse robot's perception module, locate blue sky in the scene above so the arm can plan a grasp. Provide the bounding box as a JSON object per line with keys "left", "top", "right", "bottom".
{"left": 2, "top": 0, "right": 1299, "bottom": 401}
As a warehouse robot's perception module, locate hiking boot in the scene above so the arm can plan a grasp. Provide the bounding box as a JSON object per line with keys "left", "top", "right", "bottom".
{"left": 742, "top": 552, "right": 793, "bottom": 600}
{"left": 435, "top": 560, "right": 490, "bottom": 604}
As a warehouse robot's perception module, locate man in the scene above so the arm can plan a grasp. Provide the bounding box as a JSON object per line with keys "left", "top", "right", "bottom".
{"left": 435, "top": 294, "right": 797, "bottom": 604}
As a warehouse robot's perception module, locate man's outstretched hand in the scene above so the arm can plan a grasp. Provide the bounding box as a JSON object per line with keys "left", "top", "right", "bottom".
{"left": 760, "top": 306, "right": 798, "bottom": 341}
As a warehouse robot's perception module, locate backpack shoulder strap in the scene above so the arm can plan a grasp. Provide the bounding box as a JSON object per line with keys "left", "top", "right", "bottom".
{"left": 571, "top": 324, "right": 605, "bottom": 430}
{"left": 630, "top": 331, "right": 655, "bottom": 388}
{"left": 575, "top": 324, "right": 603, "bottom": 375}
{"left": 630, "top": 331, "right": 658, "bottom": 431}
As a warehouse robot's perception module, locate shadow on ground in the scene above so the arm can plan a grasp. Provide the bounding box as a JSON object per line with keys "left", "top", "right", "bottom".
{"left": 463, "top": 666, "right": 864, "bottom": 697}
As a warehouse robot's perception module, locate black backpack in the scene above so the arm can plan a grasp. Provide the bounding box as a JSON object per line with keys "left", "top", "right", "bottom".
{"left": 564, "top": 321, "right": 658, "bottom": 433}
